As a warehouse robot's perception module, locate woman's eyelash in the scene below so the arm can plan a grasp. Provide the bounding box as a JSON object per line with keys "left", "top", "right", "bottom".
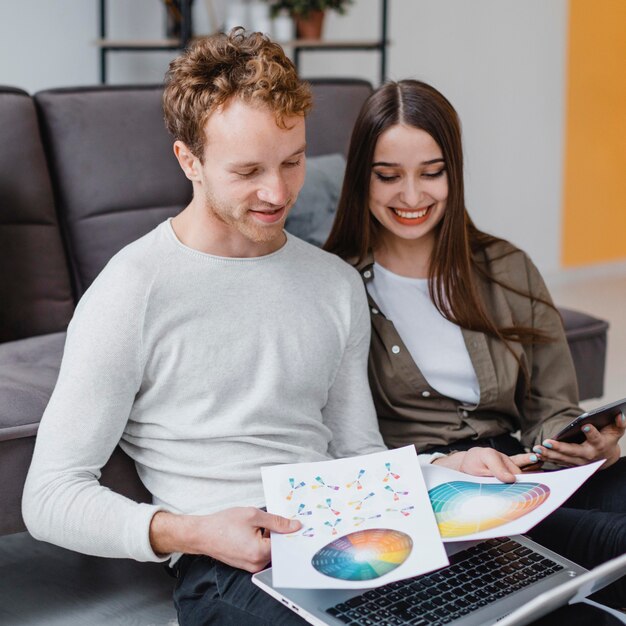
{"left": 423, "top": 169, "right": 445, "bottom": 178}
{"left": 374, "top": 172, "right": 398, "bottom": 182}
{"left": 374, "top": 168, "right": 445, "bottom": 182}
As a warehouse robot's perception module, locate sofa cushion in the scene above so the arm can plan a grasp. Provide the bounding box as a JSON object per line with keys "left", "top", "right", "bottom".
{"left": 0, "top": 332, "right": 66, "bottom": 439}
{"left": 559, "top": 307, "right": 608, "bottom": 401}
{"left": 0, "top": 88, "right": 74, "bottom": 342}
{"left": 0, "top": 332, "right": 151, "bottom": 534}
{"left": 286, "top": 153, "right": 345, "bottom": 247}
{"left": 35, "top": 86, "right": 193, "bottom": 297}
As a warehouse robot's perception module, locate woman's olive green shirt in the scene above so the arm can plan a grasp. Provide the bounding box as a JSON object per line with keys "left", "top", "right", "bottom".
{"left": 354, "top": 240, "right": 581, "bottom": 453}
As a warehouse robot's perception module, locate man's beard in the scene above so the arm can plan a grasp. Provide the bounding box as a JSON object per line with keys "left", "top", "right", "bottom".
{"left": 203, "top": 188, "right": 290, "bottom": 244}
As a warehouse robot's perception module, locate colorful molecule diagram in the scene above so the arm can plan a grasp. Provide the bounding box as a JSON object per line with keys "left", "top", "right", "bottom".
{"left": 312, "top": 476, "right": 340, "bottom": 491}
{"left": 317, "top": 498, "right": 341, "bottom": 516}
{"left": 286, "top": 478, "right": 306, "bottom": 501}
{"left": 383, "top": 462, "right": 401, "bottom": 482}
{"left": 346, "top": 469, "right": 366, "bottom": 490}
{"left": 348, "top": 492, "right": 376, "bottom": 510}
{"left": 324, "top": 519, "right": 343, "bottom": 535}
{"left": 290, "top": 503, "right": 313, "bottom": 519}
{"left": 287, "top": 526, "right": 315, "bottom": 539}
{"left": 385, "top": 485, "right": 409, "bottom": 501}
{"left": 353, "top": 514, "right": 382, "bottom": 527}
{"left": 386, "top": 505, "right": 415, "bottom": 517}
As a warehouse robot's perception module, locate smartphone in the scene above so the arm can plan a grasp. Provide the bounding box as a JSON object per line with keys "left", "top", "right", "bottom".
{"left": 553, "top": 397, "right": 626, "bottom": 444}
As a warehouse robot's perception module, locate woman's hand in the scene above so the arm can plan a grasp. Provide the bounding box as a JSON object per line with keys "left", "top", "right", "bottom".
{"left": 532, "top": 411, "right": 626, "bottom": 470}
{"left": 432, "top": 447, "right": 523, "bottom": 483}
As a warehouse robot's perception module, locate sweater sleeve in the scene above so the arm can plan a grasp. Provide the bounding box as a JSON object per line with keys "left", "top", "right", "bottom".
{"left": 323, "top": 269, "right": 388, "bottom": 459}
{"left": 22, "top": 258, "right": 168, "bottom": 562}
{"left": 518, "top": 254, "right": 581, "bottom": 448}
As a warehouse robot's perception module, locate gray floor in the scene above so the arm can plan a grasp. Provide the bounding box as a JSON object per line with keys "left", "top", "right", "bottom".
{"left": 0, "top": 532, "right": 177, "bottom": 625}
{"left": 2, "top": 270, "right": 625, "bottom": 625}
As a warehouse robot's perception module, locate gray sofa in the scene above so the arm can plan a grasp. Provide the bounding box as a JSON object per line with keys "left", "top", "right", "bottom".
{"left": 0, "top": 80, "right": 609, "bottom": 537}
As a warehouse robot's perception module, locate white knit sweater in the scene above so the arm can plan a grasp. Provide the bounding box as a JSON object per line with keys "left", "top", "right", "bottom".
{"left": 23, "top": 221, "right": 396, "bottom": 561}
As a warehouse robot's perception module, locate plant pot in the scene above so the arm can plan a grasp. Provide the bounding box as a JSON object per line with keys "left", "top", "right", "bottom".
{"left": 295, "top": 10, "right": 325, "bottom": 40}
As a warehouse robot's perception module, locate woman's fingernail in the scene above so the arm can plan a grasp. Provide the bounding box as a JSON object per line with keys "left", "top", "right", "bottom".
{"left": 542, "top": 441, "right": 553, "bottom": 449}
{"left": 533, "top": 447, "right": 542, "bottom": 455}
{"left": 621, "top": 412, "right": 626, "bottom": 425}
{"left": 529, "top": 454, "right": 538, "bottom": 463}
{"left": 583, "top": 425, "right": 591, "bottom": 433}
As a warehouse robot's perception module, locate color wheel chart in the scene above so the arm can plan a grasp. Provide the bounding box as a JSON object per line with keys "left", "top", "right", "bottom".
{"left": 311, "top": 529, "right": 413, "bottom": 581}
{"left": 428, "top": 481, "right": 550, "bottom": 538}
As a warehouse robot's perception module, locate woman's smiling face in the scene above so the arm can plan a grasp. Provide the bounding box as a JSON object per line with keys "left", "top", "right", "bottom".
{"left": 369, "top": 124, "right": 448, "bottom": 249}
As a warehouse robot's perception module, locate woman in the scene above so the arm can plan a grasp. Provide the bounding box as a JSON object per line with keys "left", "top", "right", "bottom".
{"left": 325, "top": 79, "right": 626, "bottom": 606}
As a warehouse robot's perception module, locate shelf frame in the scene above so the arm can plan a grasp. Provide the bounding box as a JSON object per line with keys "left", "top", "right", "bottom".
{"left": 291, "top": 0, "right": 388, "bottom": 84}
{"left": 96, "top": 0, "right": 388, "bottom": 85}
{"left": 97, "top": 0, "right": 192, "bottom": 84}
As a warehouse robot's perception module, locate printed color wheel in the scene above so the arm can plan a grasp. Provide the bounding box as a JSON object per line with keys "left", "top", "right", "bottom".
{"left": 311, "top": 528, "right": 413, "bottom": 581}
{"left": 429, "top": 481, "right": 550, "bottom": 538}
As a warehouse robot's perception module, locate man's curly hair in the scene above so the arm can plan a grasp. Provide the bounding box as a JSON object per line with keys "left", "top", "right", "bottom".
{"left": 163, "top": 28, "right": 312, "bottom": 161}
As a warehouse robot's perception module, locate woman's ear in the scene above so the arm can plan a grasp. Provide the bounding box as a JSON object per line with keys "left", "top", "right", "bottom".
{"left": 173, "top": 140, "right": 201, "bottom": 182}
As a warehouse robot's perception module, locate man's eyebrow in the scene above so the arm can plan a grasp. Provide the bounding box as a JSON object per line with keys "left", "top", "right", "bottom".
{"left": 230, "top": 144, "right": 307, "bottom": 169}
{"left": 372, "top": 157, "right": 445, "bottom": 167}
{"left": 289, "top": 144, "right": 307, "bottom": 158}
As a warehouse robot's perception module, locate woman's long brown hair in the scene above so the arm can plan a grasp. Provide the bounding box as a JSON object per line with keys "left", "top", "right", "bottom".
{"left": 324, "top": 80, "right": 551, "bottom": 346}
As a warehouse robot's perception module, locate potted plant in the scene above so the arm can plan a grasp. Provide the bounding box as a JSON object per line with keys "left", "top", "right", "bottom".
{"left": 265, "top": 0, "right": 353, "bottom": 40}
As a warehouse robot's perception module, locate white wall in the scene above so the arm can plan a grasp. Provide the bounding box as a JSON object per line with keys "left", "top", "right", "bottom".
{"left": 310, "top": 0, "right": 568, "bottom": 274}
{"left": 0, "top": 0, "right": 567, "bottom": 273}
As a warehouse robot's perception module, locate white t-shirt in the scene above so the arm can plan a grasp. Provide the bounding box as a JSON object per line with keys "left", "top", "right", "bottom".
{"left": 367, "top": 262, "right": 480, "bottom": 405}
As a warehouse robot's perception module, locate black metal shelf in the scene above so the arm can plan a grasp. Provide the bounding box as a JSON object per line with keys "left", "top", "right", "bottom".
{"left": 290, "top": 0, "right": 389, "bottom": 84}
{"left": 97, "top": 0, "right": 192, "bottom": 84}
{"left": 96, "top": 0, "right": 388, "bottom": 85}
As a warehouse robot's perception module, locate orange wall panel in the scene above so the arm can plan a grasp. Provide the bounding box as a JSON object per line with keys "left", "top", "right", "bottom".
{"left": 563, "top": 0, "right": 626, "bottom": 266}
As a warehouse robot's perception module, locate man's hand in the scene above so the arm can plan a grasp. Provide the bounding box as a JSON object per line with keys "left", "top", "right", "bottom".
{"left": 531, "top": 411, "right": 626, "bottom": 470}
{"left": 149, "top": 507, "right": 301, "bottom": 573}
{"left": 432, "top": 447, "right": 523, "bottom": 483}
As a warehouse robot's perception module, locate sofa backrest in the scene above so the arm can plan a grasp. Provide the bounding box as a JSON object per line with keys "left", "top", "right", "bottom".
{"left": 34, "top": 79, "right": 372, "bottom": 299}
{"left": 35, "top": 86, "right": 193, "bottom": 298}
{"left": 0, "top": 87, "right": 74, "bottom": 343}
{"left": 306, "top": 79, "right": 372, "bottom": 156}
{"left": 0, "top": 79, "right": 373, "bottom": 344}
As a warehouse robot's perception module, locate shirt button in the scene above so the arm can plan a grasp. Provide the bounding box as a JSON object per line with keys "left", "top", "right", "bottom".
{"left": 363, "top": 270, "right": 372, "bottom": 279}
{"left": 461, "top": 410, "right": 469, "bottom": 418}
{"left": 371, "top": 308, "right": 379, "bottom": 315}
{"left": 391, "top": 345, "right": 400, "bottom": 354}
{"left": 422, "top": 391, "right": 431, "bottom": 398}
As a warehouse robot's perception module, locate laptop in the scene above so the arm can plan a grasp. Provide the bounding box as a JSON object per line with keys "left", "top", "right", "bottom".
{"left": 253, "top": 534, "right": 626, "bottom": 626}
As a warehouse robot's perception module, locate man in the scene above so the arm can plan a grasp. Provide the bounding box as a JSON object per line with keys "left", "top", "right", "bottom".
{"left": 23, "top": 29, "right": 523, "bottom": 625}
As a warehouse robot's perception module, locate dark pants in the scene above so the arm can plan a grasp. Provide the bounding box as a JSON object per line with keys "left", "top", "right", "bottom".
{"left": 429, "top": 435, "right": 626, "bottom": 608}
{"left": 172, "top": 554, "right": 307, "bottom": 625}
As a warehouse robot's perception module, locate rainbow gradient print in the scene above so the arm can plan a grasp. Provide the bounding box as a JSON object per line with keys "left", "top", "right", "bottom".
{"left": 311, "top": 529, "right": 413, "bottom": 581}
{"left": 429, "top": 481, "right": 550, "bottom": 538}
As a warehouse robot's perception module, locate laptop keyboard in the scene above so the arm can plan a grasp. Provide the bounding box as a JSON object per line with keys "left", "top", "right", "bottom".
{"left": 325, "top": 537, "right": 565, "bottom": 626}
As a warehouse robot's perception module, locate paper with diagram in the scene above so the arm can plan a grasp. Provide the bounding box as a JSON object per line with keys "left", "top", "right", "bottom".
{"left": 422, "top": 460, "right": 603, "bottom": 542}
{"left": 262, "top": 446, "right": 448, "bottom": 589}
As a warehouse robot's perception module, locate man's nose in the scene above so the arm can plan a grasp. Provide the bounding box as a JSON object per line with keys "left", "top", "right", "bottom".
{"left": 257, "top": 172, "right": 289, "bottom": 206}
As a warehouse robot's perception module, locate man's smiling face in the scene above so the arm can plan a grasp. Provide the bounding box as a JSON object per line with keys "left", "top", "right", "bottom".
{"left": 194, "top": 98, "right": 306, "bottom": 252}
